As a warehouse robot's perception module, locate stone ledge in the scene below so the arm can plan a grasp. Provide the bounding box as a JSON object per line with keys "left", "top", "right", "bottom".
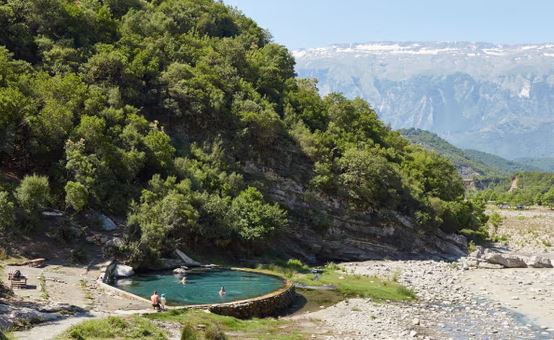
{"left": 207, "top": 279, "right": 295, "bottom": 319}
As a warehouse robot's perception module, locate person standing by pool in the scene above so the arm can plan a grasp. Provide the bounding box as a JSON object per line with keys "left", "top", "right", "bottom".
{"left": 151, "top": 291, "right": 161, "bottom": 311}
{"left": 160, "top": 293, "right": 167, "bottom": 310}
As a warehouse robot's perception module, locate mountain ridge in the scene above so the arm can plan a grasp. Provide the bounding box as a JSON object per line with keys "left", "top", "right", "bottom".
{"left": 294, "top": 41, "right": 554, "bottom": 159}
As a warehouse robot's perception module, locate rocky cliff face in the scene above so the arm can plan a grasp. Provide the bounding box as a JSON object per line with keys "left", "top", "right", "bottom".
{"left": 294, "top": 42, "right": 554, "bottom": 159}
{"left": 243, "top": 156, "right": 467, "bottom": 264}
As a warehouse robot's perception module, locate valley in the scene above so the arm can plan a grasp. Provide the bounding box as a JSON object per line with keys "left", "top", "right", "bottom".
{"left": 3, "top": 206, "right": 554, "bottom": 339}
{"left": 0, "top": 1, "right": 553, "bottom": 339}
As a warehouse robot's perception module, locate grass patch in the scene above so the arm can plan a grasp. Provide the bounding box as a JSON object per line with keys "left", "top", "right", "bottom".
{"left": 257, "top": 261, "right": 415, "bottom": 302}
{"left": 57, "top": 316, "right": 167, "bottom": 340}
{"left": 38, "top": 273, "right": 49, "bottom": 301}
{"left": 145, "top": 309, "right": 303, "bottom": 340}
{"left": 294, "top": 270, "right": 415, "bottom": 301}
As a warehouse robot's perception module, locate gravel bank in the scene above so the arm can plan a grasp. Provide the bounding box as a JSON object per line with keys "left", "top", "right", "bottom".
{"left": 296, "top": 260, "right": 554, "bottom": 339}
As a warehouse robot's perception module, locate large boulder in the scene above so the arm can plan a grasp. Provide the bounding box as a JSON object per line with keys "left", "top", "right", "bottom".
{"left": 526, "top": 256, "right": 553, "bottom": 268}
{"left": 115, "top": 264, "right": 134, "bottom": 277}
{"left": 0, "top": 305, "right": 62, "bottom": 330}
{"left": 483, "top": 253, "right": 527, "bottom": 268}
{"left": 98, "top": 213, "right": 117, "bottom": 231}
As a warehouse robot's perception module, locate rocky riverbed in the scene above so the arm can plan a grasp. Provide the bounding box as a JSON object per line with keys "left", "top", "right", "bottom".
{"left": 292, "top": 207, "right": 554, "bottom": 339}
{"left": 296, "top": 260, "right": 554, "bottom": 339}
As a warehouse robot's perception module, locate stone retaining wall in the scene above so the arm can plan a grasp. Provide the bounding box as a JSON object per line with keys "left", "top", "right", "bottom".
{"left": 208, "top": 280, "right": 295, "bottom": 319}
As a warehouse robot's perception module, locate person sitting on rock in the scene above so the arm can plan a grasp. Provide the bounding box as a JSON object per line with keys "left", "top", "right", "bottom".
{"left": 150, "top": 291, "right": 161, "bottom": 311}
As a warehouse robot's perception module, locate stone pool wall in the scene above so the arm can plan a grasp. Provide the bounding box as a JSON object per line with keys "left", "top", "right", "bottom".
{"left": 208, "top": 280, "right": 295, "bottom": 319}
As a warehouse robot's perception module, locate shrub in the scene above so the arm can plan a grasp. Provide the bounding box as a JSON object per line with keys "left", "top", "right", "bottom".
{"left": 204, "top": 324, "right": 227, "bottom": 340}
{"left": 65, "top": 181, "right": 88, "bottom": 212}
{"left": 0, "top": 191, "right": 15, "bottom": 230}
{"left": 181, "top": 323, "right": 199, "bottom": 340}
{"left": 286, "top": 259, "right": 310, "bottom": 273}
{"left": 14, "top": 175, "right": 50, "bottom": 214}
{"left": 230, "top": 187, "right": 288, "bottom": 241}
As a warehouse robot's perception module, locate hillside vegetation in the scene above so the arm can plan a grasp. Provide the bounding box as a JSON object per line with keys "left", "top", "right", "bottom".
{"left": 473, "top": 172, "right": 554, "bottom": 207}
{"left": 0, "top": 0, "right": 483, "bottom": 266}
{"left": 515, "top": 157, "right": 554, "bottom": 172}
{"left": 400, "top": 128, "right": 538, "bottom": 178}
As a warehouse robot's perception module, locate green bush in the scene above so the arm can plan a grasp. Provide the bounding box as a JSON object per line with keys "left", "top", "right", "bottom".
{"left": 180, "top": 323, "right": 199, "bottom": 340}
{"left": 0, "top": 191, "right": 15, "bottom": 231}
{"left": 230, "top": 187, "right": 288, "bottom": 241}
{"left": 286, "top": 259, "right": 310, "bottom": 273}
{"left": 65, "top": 181, "right": 88, "bottom": 212}
{"left": 14, "top": 175, "right": 50, "bottom": 214}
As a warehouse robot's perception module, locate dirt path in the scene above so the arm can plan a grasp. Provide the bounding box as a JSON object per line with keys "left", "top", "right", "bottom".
{"left": 5, "top": 263, "right": 149, "bottom": 312}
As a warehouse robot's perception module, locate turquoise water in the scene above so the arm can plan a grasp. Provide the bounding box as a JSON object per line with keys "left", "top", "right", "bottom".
{"left": 114, "top": 269, "right": 285, "bottom": 305}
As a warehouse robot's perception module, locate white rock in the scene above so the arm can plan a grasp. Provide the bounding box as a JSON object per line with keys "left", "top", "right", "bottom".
{"left": 175, "top": 249, "right": 201, "bottom": 266}
{"left": 115, "top": 264, "right": 134, "bottom": 277}
{"left": 409, "top": 330, "right": 417, "bottom": 337}
{"left": 105, "top": 237, "right": 123, "bottom": 248}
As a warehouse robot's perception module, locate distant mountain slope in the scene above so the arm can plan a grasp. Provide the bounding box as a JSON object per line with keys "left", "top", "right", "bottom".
{"left": 294, "top": 42, "right": 554, "bottom": 159}
{"left": 463, "top": 149, "right": 540, "bottom": 175}
{"left": 514, "top": 158, "right": 554, "bottom": 172}
{"left": 400, "top": 129, "right": 537, "bottom": 178}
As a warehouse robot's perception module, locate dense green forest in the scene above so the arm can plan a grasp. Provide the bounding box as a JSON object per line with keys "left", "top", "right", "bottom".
{"left": 400, "top": 128, "right": 538, "bottom": 178}
{"left": 515, "top": 157, "right": 554, "bottom": 172}
{"left": 472, "top": 172, "right": 554, "bottom": 207}
{"left": 0, "top": 0, "right": 484, "bottom": 266}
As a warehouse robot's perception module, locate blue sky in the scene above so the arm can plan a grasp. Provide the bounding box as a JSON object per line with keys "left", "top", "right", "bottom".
{"left": 222, "top": 0, "right": 554, "bottom": 49}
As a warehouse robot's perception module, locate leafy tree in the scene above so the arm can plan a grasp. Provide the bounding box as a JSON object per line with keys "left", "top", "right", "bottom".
{"left": 543, "top": 188, "right": 554, "bottom": 209}
{"left": 230, "top": 187, "right": 287, "bottom": 241}
{"left": 403, "top": 149, "right": 465, "bottom": 201}
{"left": 488, "top": 212, "right": 503, "bottom": 237}
{"left": 0, "top": 191, "right": 15, "bottom": 230}
{"left": 337, "top": 147, "right": 403, "bottom": 211}
{"left": 65, "top": 181, "right": 88, "bottom": 212}
{"left": 15, "top": 175, "right": 50, "bottom": 214}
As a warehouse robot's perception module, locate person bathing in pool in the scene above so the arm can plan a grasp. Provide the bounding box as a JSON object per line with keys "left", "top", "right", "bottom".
{"left": 219, "top": 286, "right": 226, "bottom": 296}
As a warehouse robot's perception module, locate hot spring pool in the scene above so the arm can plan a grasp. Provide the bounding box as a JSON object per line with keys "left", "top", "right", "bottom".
{"left": 113, "top": 268, "right": 285, "bottom": 305}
